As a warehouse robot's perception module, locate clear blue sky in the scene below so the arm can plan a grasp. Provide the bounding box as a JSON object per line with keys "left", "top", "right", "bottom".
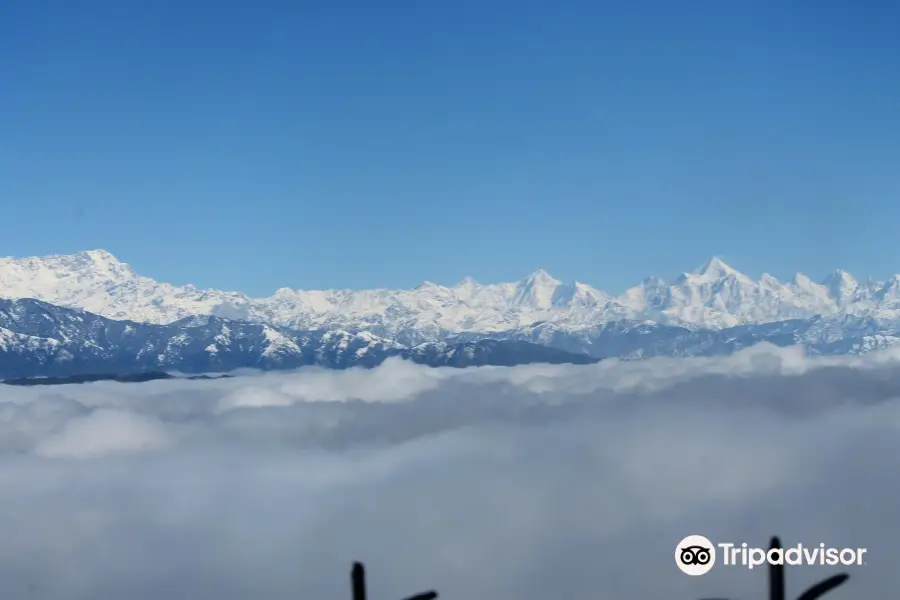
{"left": 2, "top": 0, "right": 899, "bottom": 295}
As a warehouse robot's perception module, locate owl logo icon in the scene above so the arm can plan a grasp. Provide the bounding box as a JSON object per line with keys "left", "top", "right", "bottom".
{"left": 676, "top": 535, "right": 716, "bottom": 575}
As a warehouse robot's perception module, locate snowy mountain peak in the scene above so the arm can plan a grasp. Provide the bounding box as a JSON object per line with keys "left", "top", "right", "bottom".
{"left": 455, "top": 276, "right": 480, "bottom": 288}
{"left": 823, "top": 269, "right": 858, "bottom": 287}
{"left": 689, "top": 256, "right": 742, "bottom": 280}
{"left": 791, "top": 272, "right": 815, "bottom": 286}
{"left": 514, "top": 269, "right": 562, "bottom": 310}
{"left": 271, "top": 287, "right": 301, "bottom": 302}
{"left": 551, "top": 281, "right": 608, "bottom": 309}
{"left": 822, "top": 270, "right": 860, "bottom": 305}
{"left": 520, "top": 268, "right": 560, "bottom": 286}
{"left": 877, "top": 275, "right": 900, "bottom": 301}
{"left": 79, "top": 249, "right": 137, "bottom": 278}
{"left": 80, "top": 249, "right": 121, "bottom": 263}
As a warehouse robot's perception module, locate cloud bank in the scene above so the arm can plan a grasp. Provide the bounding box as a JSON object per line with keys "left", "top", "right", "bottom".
{"left": 1, "top": 343, "right": 899, "bottom": 600}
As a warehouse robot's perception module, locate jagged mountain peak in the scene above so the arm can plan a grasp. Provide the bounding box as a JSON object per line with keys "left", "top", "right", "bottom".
{"left": 790, "top": 272, "right": 817, "bottom": 286}
{"left": 687, "top": 256, "right": 743, "bottom": 280}
{"left": 2, "top": 248, "right": 134, "bottom": 276}
{"left": 513, "top": 269, "right": 563, "bottom": 310}
{"left": 551, "top": 280, "right": 608, "bottom": 308}
{"left": 822, "top": 269, "right": 858, "bottom": 286}
{"left": 78, "top": 249, "right": 122, "bottom": 263}
{"left": 519, "top": 268, "right": 560, "bottom": 286}
{"left": 821, "top": 269, "right": 860, "bottom": 305}
{"left": 39, "top": 249, "right": 123, "bottom": 269}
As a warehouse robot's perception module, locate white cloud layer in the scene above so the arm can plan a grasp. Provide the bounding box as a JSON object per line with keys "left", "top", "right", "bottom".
{"left": 1, "top": 343, "right": 900, "bottom": 599}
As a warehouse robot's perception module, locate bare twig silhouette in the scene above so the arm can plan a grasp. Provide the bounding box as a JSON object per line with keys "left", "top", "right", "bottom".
{"left": 352, "top": 563, "right": 366, "bottom": 600}
{"left": 351, "top": 562, "right": 438, "bottom": 600}
{"left": 351, "top": 533, "right": 852, "bottom": 600}
{"left": 701, "top": 536, "right": 850, "bottom": 600}
{"left": 770, "top": 536, "right": 849, "bottom": 600}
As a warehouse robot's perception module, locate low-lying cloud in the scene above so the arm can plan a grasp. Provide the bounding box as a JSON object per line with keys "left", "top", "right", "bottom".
{"left": 1, "top": 342, "right": 899, "bottom": 599}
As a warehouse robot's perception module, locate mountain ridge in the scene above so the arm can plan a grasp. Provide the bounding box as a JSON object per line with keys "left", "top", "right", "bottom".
{"left": 3, "top": 251, "right": 900, "bottom": 340}
{"left": 0, "top": 297, "right": 602, "bottom": 379}
{"left": 1, "top": 294, "right": 900, "bottom": 380}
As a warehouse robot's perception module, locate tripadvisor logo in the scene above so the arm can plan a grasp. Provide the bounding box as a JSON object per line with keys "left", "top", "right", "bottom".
{"left": 675, "top": 535, "right": 868, "bottom": 576}
{"left": 676, "top": 535, "right": 716, "bottom": 576}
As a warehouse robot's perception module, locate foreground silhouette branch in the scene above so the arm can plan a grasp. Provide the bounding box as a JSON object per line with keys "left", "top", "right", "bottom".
{"left": 351, "top": 562, "right": 438, "bottom": 600}
{"left": 701, "top": 536, "right": 850, "bottom": 600}
{"left": 351, "top": 534, "right": 851, "bottom": 600}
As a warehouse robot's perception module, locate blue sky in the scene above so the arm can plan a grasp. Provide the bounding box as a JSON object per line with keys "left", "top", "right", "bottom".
{"left": 2, "top": 0, "right": 899, "bottom": 295}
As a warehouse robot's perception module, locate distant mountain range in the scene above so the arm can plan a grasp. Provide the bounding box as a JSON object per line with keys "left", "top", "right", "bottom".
{"left": 0, "top": 250, "right": 898, "bottom": 379}
{"left": 0, "top": 298, "right": 600, "bottom": 379}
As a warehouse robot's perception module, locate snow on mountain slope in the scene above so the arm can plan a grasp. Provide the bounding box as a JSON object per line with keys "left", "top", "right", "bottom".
{"left": 0, "top": 250, "right": 247, "bottom": 323}
{"left": 0, "top": 298, "right": 603, "bottom": 378}
{"left": 2, "top": 250, "right": 900, "bottom": 335}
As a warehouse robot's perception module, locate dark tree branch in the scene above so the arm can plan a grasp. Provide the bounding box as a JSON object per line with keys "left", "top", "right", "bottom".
{"left": 796, "top": 575, "right": 850, "bottom": 600}
{"left": 700, "top": 535, "right": 851, "bottom": 600}
{"left": 352, "top": 563, "right": 366, "bottom": 600}
{"left": 350, "top": 561, "right": 439, "bottom": 600}
{"left": 770, "top": 537, "right": 786, "bottom": 600}
{"left": 350, "top": 532, "right": 851, "bottom": 600}
{"left": 401, "top": 593, "right": 439, "bottom": 600}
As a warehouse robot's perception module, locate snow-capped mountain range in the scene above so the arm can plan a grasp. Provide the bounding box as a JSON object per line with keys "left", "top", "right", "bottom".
{"left": 3, "top": 250, "right": 899, "bottom": 335}
{"left": 1, "top": 249, "right": 900, "bottom": 379}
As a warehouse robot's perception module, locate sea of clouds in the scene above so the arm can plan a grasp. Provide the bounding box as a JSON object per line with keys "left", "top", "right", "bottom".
{"left": 1, "top": 342, "right": 899, "bottom": 600}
